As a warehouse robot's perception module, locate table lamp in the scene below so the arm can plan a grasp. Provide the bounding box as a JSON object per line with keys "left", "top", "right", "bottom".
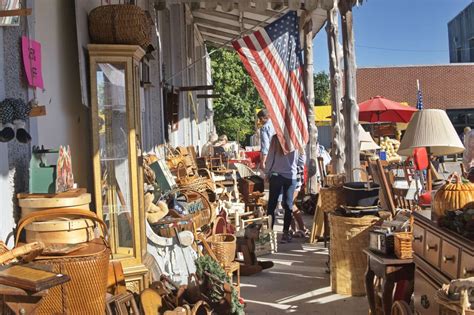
{"left": 398, "top": 109, "right": 465, "bottom": 190}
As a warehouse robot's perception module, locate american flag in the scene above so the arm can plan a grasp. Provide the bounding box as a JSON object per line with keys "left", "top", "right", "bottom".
{"left": 416, "top": 79, "right": 423, "bottom": 110}
{"left": 232, "top": 11, "right": 308, "bottom": 154}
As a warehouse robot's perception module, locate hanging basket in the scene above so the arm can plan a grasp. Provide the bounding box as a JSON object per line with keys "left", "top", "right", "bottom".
{"left": 88, "top": 4, "right": 152, "bottom": 49}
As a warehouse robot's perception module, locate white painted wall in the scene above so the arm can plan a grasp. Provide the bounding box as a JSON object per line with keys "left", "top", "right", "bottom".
{"left": 34, "top": 0, "right": 91, "bottom": 189}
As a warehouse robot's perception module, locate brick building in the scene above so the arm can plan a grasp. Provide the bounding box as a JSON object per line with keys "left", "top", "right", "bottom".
{"left": 356, "top": 63, "right": 474, "bottom": 132}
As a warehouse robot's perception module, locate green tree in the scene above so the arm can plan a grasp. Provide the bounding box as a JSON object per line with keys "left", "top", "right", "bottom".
{"left": 313, "top": 71, "right": 330, "bottom": 106}
{"left": 209, "top": 47, "right": 263, "bottom": 144}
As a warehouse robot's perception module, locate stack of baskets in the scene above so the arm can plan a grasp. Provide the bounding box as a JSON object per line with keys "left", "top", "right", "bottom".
{"left": 394, "top": 215, "right": 414, "bottom": 259}
{"left": 394, "top": 232, "right": 413, "bottom": 259}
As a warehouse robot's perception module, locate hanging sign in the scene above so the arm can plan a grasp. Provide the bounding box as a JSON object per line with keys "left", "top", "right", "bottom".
{"left": 21, "top": 36, "right": 44, "bottom": 89}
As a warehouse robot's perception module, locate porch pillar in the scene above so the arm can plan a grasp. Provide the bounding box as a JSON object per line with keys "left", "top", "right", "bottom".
{"left": 325, "top": 1, "right": 345, "bottom": 174}
{"left": 303, "top": 15, "right": 319, "bottom": 194}
{"left": 339, "top": 0, "right": 360, "bottom": 181}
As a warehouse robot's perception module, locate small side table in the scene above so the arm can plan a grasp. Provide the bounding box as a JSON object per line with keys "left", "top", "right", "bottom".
{"left": 0, "top": 284, "right": 47, "bottom": 315}
{"left": 223, "top": 261, "right": 240, "bottom": 296}
{"left": 363, "top": 249, "right": 414, "bottom": 315}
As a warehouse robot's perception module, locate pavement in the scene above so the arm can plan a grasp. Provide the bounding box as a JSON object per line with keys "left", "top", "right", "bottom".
{"left": 239, "top": 161, "right": 463, "bottom": 314}
{"left": 240, "top": 213, "right": 368, "bottom": 315}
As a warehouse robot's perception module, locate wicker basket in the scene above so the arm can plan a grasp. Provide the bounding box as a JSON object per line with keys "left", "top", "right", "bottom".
{"left": 16, "top": 208, "right": 110, "bottom": 314}
{"left": 330, "top": 213, "right": 381, "bottom": 296}
{"left": 394, "top": 232, "right": 413, "bottom": 259}
{"left": 325, "top": 174, "right": 346, "bottom": 187}
{"left": 207, "top": 217, "right": 236, "bottom": 266}
{"left": 320, "top": 186, "right": 345, "bottom": 213}
{"left": 89, "top": 4, "right": 152, "bottom": 49}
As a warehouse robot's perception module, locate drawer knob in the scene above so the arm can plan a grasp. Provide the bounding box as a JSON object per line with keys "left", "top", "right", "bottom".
{"left": 443, "top": 255, "right": 455, "bottom": 263}
{"left": 463, "top": 268, "right": 474, "bottom": 277}
{"left": 413, "top": 235, "right": 423, "bottom": 242}
{"left": 421, "top": 295, "right": 430, "bottom": 309}
{"left": 426, "top": 244, "right": 438, "bottom": 251}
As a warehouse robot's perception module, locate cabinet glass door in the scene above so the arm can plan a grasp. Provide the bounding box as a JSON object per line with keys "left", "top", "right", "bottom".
{"left": 96, "top": 62, "right": 134, "bottom": 257}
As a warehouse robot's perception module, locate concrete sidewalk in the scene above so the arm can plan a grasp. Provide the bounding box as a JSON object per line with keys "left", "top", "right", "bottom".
{"left": 240, "top": 213, "right": 369, "bottom": 315}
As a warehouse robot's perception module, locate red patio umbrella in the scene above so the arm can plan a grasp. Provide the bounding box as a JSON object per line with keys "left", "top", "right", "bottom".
{"left": 358, "top": 96, "right": 418, "bottom": 123}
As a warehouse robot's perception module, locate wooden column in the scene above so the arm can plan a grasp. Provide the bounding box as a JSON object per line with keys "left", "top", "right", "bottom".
{"left": 339, "top": 0, "right": 360, "bottom": 181}
{"left": 304, "top": 15, "right": 319, "bottom": 194}
{"left": 326, "top": 3, "right": 345, "bottom": 174}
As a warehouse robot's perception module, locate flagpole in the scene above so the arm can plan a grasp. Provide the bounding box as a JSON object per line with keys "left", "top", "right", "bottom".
{"left": 303, "top": 13, "right": 319, "bottom": 195}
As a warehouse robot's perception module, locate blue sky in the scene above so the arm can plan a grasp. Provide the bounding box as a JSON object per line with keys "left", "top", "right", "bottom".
{"left": 312, "top": 0, "right": 472, "bottom": 72}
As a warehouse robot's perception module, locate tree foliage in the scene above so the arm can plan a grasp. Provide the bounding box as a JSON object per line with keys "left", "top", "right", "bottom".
{"left": 209, "top": 47, "right": 263, "bottom": 143}
{"left": 313, "top": 71, "right": 330, "bottom": 106}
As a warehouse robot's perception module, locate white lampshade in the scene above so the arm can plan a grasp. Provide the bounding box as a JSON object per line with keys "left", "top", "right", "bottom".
{"left": 359, "top": 125, "right": 380, "bottom": 151}
{"left": 398, "top": 109, "right": 465, "bottom": 156}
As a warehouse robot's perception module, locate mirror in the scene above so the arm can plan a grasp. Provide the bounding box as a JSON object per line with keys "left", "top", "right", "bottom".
{"left": 0, "top": 0, "right": 21, "bottom": 26}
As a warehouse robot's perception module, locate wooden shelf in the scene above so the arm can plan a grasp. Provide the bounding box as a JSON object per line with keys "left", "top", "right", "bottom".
{"left": 29, "top": 106, "right": 46, "bottom": 117}
{"left": 0, "top": 8, "right": 32, "bottom": 17}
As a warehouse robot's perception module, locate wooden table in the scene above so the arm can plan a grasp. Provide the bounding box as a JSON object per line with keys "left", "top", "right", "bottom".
{"left": 363, "top": 249, "right": 414, "bottom": 315}
{"left": 0, "top": 284, "right": 47, "bottom": 315}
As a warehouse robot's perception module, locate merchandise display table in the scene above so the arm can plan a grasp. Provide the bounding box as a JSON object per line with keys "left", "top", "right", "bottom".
{"left": 363, "top": 249, "right": 414, "bottom": 315}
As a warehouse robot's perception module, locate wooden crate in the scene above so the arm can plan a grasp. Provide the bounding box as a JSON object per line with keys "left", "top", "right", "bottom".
{"left": 239, "top": 216, "right": 277, "bottom": 257}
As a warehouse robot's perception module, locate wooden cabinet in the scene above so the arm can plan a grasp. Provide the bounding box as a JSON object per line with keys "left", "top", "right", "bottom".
{"left": 89, "top": 44, "right": 148, "bottom": 292}
{"left": 412, "top": 224, "right": 425, "bottom": 257}
{"left": 413, "top": 211, "right": 474, "bottom": 315}
{"left": 413, "top": 267, "right": 440, "bottom": 315}
{"left": 440, "top": 241, "right": 460, "bottom": 279}
{"left": 460, "top": 252, "right": 474, "bottom": 278}
{"left": 424, "top": 231, "right": 440, "bottom": 267}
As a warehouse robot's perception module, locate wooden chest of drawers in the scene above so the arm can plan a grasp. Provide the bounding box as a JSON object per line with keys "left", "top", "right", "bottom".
{"left": 413, "top": 211, "right": 474, "bottom": 315}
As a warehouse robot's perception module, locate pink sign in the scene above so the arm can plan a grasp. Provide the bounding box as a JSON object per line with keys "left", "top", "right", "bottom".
{"left": 22, "top": 36, "right": 44, "bottom": 89}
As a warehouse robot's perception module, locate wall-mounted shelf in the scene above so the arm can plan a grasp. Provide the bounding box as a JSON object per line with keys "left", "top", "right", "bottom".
{"left": 0, "top": 8, "right": 32, "bottom": 17}
{"left": 29, "top": 106, "right": 46, "bottom": 117}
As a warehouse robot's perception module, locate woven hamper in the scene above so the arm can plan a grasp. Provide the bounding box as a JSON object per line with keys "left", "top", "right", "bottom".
{"left": 88, "top": 4, "right": 152, "bottom": 49}
{"left": 329, "top": 213, "right": 381, "bottom": 296}
{"left": 320, "top": 186, "right": 345, "bottom": 213}
{"left": 16, "top": 208, "right": 110, "bottom": 315}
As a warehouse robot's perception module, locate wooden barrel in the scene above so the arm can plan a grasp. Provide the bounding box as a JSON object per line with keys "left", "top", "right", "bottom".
{"left": 329, "top": 213, "right": 381, "bottom": 296}
{"left": 17, "top": 189, "right": 91, "bottom": 217}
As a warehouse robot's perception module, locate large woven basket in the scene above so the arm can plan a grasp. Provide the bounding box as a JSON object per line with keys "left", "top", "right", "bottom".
{"left": 320, "top": 186, "right": 345, "bottom": 213}
{"left": 329, "top": 213, "right": 381, "bottom": 296}
{"left": 16, "top": 208, "right": 110, "bottom": 315}
{"left": 207, "top": 217, "right": 236, "bottom": 266}
{"left": 88, "top": 4, "right": 152, "bottom": 49}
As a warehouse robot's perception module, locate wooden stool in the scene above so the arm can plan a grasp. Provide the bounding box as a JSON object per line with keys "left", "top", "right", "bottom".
{"left": 223, "top": 261, "right": 240, "bottom": 296}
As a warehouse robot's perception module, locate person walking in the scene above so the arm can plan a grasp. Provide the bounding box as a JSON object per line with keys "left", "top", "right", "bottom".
{"left": 257, "top": 109, "right": 275, "bottom": 171}
{"left": 290, "top": 155, "right": 309, "bottom": 237}
{"left": 264, "top": 135, "right": 305, "bottom": 243}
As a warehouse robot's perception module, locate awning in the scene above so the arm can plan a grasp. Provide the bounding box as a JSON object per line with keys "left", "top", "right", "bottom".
{"left": 155, "top": 1, "right": 329, "bottom": 48}
{"left": 315, "top": 105, "right": 331, "bottom": 126}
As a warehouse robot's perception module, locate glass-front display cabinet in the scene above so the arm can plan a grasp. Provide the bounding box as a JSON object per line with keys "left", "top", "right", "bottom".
{"left": 88, "top": 44, "right": 148, "bottom": 292}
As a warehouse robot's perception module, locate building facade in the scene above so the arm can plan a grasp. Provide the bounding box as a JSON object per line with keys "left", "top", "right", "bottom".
{"left": 448, "top": 1, "right": 474, "bottom": 63}
{"left": 0, "top": 0, "right": 215, "bottom": 245}
{"left": 356, "top": 64, "right": 474, "bottom": 133}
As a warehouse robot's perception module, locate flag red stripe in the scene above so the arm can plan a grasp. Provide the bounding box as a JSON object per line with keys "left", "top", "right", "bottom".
{"left": 242, "top": 35, "right": 300, "bottom": 152}
{"left": 254, "top": 31, "right": 307, "bottom": 147}
{"left": 290, "top": 68, "right": 309, "bottom": 141}
{"left": 232, "top": 38, "right": 288, "bottom": 146}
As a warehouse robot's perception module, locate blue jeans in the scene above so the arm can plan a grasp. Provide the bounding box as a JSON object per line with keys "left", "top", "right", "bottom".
{"left": 267, "top": 174, "right": 297, "bottom": 232}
